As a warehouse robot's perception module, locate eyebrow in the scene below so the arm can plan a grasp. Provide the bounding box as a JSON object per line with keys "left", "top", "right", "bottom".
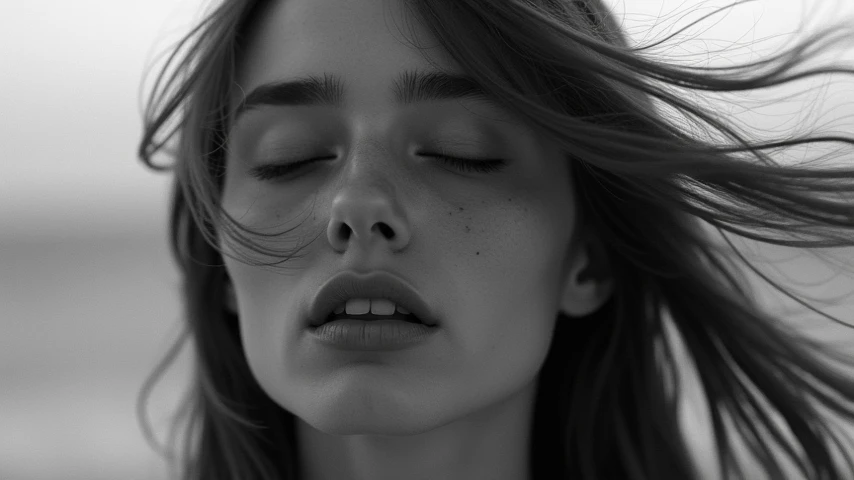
{"left": 232, "top": 69, "right": 499, "bottom": 124}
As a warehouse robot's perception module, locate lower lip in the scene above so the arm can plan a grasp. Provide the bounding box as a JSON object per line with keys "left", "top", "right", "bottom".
{"left": 309, "top": 318, "right": 438, "bottom": 351}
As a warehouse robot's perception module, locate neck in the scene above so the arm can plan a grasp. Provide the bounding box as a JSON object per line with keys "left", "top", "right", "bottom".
{"left": 296, "top": 378, "right": 537, "bottom": 480}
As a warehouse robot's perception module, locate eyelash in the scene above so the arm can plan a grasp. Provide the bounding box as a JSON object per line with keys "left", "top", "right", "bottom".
{"left": 427, "top": 154, "right": 507, "bottom": 174}
{"left": 248, "top": 154, "right": 507, "bottom": 180}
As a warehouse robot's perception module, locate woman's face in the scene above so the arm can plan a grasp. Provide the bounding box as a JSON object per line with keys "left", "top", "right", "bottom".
{"left": 219, "top": 0, "right": 599, "bottom": 436}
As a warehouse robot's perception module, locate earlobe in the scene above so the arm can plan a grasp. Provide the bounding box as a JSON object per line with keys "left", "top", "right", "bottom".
{"left": 559, "top": 238, "right": 615, "bottom": 318}
{"left": 559, "top": 273, "right": 614, "bottom": 318}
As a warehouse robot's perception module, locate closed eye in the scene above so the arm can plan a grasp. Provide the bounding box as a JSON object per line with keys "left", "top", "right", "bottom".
{"left": 247, "top": 153, "right": 507, "bottom": 181}
{"left": 248, "top": 156, "right": 335, "bottom": 181}
{"left": 419, "top": 153, "right": 507, "bottom": 174}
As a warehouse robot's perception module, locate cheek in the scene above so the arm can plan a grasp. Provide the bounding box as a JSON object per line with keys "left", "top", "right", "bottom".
{"left": 442, "top": 207, "right": 566, "bottom": 402}
{"left": 233, "top": 290, "right": 302, "bottom": 412}
{"left": 220, "top": 257, "right": 296, "bottom": 390}
{"left": 218, "top": 195, "right": 323, "bottom": 272}
{"left": 448, "top": 196, "right": 571, "bottom": 307}
{"left": 444, "top": 198, "right": 569, "bottom": 352}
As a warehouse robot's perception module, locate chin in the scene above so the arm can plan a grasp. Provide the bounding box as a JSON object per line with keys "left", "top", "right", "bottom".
{"left": 297, "top": 395, "right": 443, "bottom": 436}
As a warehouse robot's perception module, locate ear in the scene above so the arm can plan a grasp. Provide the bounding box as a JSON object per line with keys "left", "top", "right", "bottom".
{"left": 559, "top": 234, "right": 614, "bottom": 318}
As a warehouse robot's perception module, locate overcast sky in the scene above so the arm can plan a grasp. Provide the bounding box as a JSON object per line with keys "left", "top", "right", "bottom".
{"left": 1, "top": 0, "right": 851, "bottom": 241}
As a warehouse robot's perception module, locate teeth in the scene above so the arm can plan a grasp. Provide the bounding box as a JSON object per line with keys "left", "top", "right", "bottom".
{"left": 333, "top": 298, "right": 411, "bottom": 316}
{"left": 370, "top": 298, "right": 396, "bottom": 315}
{"left": 344, "top": 298, "right": 371, "bottom": 315}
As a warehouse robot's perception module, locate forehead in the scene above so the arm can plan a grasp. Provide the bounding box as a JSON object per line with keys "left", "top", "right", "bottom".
{"left": 228, "top": 0, "right": 562, "bottom": 160}
{"left": 236, "top": 0, "right": 456, "bottom": 99}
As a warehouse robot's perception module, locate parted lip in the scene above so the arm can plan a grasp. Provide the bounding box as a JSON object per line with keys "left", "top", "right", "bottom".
{"left": 307, "top": 271, "right": 439, "bottom": 328}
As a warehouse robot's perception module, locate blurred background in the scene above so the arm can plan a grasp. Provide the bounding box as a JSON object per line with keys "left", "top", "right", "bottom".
{"left": 1, "top": 1, "right": 852, "bottom": 479}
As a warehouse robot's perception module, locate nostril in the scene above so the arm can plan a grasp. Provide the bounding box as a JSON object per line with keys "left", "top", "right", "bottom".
{"left": 339, "top": 224, "right": 352, "bottom": 239}
{"left": 378, "top": 223, "right": 394, "bottom": 238}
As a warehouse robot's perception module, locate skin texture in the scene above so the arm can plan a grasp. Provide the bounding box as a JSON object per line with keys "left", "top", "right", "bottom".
{"left": 218, "top": 0, "right": 614, "bottom": 478}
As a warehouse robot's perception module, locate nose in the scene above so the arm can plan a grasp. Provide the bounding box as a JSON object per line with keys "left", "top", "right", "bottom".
{"left": 326, "top": 170, "right": 411, "bottom": 254}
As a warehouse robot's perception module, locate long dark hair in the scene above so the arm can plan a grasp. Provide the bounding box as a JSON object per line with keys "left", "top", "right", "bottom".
{"left": 136, "top": 0, "right": 854, "bottom": 478}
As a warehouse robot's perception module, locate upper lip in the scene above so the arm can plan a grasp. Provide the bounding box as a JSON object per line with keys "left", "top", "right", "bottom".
{"left": 307, "top": 271, "right": 439, "bottom": 327}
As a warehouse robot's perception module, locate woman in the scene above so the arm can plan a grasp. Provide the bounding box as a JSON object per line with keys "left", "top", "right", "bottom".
{"left": 137, "top": 0, "right": 854, "bottom": 478}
